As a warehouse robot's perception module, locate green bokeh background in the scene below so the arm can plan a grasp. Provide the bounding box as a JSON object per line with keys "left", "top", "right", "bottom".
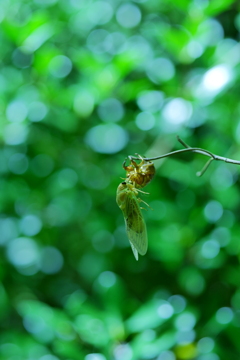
{"left": 1, "top": 1, "right": 240, "bottom": 359}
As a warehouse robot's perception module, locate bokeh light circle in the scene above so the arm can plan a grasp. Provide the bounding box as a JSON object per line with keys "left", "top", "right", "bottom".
{"left": 85, "top": 124, "right": 128, "bottom": 154}
{"left": 49, "top": 55, "right": 72, "bottom": 78}
{"left": 116, "top": 3, "right": 141, "bottom": 29}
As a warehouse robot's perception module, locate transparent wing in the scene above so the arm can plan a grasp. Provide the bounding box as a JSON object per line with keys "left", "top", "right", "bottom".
{"left": 130, "top": 241, "right": 139, "bottom": 261}
{"left": 125, "top": 192, "right": 148, "bottom": 257}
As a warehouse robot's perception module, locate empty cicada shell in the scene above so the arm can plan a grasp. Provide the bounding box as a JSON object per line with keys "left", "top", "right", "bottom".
{"left": 123, "top": 154, "right": 155, "bottom": 189}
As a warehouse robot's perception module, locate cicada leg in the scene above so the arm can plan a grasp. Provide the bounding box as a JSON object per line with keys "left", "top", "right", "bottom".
{"left": 138, "top": 198, "right": 149, "bottom": 208}
{"left": 122, "top": 158, "right": 128, "bottom": 170}
{"left": 124, "top": 155, "right": 144, "bottom": 172}
{"left": 136, "top": 188, "right": 149, "bottom": 195}
{"left": 137, "top": 195, "right": 153, "bottom": 211}
{"left": 135, "top": 153, "right": 146, "bottom": 162}
{"left": 123, "top": 158, "right": 136, "bottom": 173}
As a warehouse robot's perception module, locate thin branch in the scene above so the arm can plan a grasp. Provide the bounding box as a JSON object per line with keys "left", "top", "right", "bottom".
{"left": 130, "top": 147, "right": 216, "bottom": 161}
{"left": 196, "top": 158, "right": 214, "bottom": 177}
{"left": 176, "top": 136, "right": 220, "bottom": 160}
{"left": 177, "top": 136, "right": 191, "bottom": 149}
{"left": 129, "top": 136, "right": 240, "bottom": 176}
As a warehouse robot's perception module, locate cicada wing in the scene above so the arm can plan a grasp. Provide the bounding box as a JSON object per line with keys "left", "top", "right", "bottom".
{"left": 125, "top": 192, "right": 148, "bottom": 257}
{"left": 129, "top": 241, "right": 139, "bottom": 261}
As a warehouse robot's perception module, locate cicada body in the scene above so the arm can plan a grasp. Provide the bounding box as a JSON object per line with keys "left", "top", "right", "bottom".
{"left": 116, "top": 181, "right": 148, "bottom": 260}
{"left": 123, "top": 155, "right": 155, "bottom": 189}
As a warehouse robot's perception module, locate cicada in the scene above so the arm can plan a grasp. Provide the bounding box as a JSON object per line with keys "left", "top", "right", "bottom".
{"left": 116, "top": 181, "right": 148, "bottom": 260}
{"left": 123, "top": 154, "right": 155, "bottom": 189}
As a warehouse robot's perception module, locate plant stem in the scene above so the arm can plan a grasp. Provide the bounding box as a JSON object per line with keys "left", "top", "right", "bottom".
{"left": 129, "top": 136, "right": 240, "bottom": 176}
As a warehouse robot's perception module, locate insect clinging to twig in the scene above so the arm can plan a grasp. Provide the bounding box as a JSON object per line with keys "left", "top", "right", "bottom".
{"left": 117, "top": 154, "right": 155, "bottom": 260}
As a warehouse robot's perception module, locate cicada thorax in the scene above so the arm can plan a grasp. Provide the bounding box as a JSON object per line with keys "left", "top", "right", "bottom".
{"left": 116, "top": 181, "right": 138, "bottom": 209}
{"left": 123, "top": 157, "right": 155, "bottom": 189}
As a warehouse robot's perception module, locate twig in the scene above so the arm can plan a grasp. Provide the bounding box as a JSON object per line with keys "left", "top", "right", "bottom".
{"left": 129, "top": 136, "right": 240, "bottom": 177}
{"left": 196, "top": 158, "right": 214, "bottom": 177}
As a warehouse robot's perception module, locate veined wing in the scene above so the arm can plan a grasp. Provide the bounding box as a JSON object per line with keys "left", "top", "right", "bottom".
{"left": 125, "top": 191, "right": 148, "bottom": 259}
{"left": 129, "top": 241, "right": 139, "bottom": 261}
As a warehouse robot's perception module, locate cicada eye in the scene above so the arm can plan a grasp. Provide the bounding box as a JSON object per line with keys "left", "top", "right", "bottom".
{"left": 121, "top": 181, "right": 127, "bottom": 185}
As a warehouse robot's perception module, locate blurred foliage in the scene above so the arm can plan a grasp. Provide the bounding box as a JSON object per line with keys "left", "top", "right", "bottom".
{"left": 0, "top": 0, "right": 240, "bottom": 359}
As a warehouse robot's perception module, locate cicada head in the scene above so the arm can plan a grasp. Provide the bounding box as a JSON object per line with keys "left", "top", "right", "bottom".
{"left": 116, "top": 182, "right": 128, "bottom": 209}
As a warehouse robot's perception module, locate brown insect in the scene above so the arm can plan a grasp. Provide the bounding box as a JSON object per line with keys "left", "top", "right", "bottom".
{"left": 123, "top": 154, "right": 155, "bottom": 189}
